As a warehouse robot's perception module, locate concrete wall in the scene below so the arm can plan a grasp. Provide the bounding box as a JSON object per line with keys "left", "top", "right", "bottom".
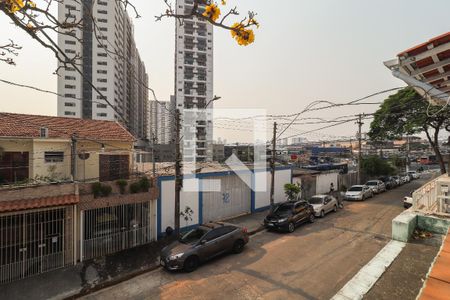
{"left": 316, "top": 172, "right": 338, "bottom": 194}
{"left": 254, "top": 169, "right": 292, "bottom": 210}
{"left": 33, "top": 139, "right": 72, "bottom": 180}
{"left": 159, "top": 178, "right": 200, "bottom": 234}
{"left": 75, "top": 140, "right": 133, "bottom": 182}
{"left": 338, "top": 172, "right": 358, "bottom": 191}
{"left": 158, "top": 167, "right": 292, "bottom": 236}
{"left": 0, "top": 138, "right": 133, "bottom": 183}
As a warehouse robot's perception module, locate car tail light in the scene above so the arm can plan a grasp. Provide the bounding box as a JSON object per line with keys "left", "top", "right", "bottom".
{"left": 242, "top": 227, "right": 248, "bottom": 233}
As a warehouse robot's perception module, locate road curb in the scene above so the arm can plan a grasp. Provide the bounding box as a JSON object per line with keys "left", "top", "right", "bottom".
{"left": 65, "top": 263, "right": 162, "bottom": 299}
{"left": 249, "top": 225, "right": 266, "bottom": 236}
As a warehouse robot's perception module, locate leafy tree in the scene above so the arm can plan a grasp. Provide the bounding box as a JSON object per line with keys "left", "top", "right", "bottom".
{"left": 361, "top": 156, "right": 396, "bottom": 177}
{"left": 284, "top": 183, "right": 301, "bottom": 201}
{"left": 369, "top": 88, "right": 450, "bottom": 174}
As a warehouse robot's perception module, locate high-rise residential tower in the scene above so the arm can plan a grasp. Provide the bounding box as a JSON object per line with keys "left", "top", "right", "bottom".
{"left": 57, "top": 0, "right": 149, "bottom": 140}
{"left": 149, "top": 99, "right": 175, "bottom": 145}
{"left": 175, "top": 0, "right": 214, "bottom": 162}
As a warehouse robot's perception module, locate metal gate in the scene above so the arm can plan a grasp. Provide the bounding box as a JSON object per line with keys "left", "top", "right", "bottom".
{"left": 0, "top": 207, "right": 72, "bottom": 284}
{"left": 202, "top": 175, "right": 251, "bottom": 223}
{"left": 82, "top": 202, "right": 152, "bottom": 260}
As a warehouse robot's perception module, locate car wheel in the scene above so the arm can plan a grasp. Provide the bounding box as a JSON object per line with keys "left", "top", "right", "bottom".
{"left": 320, "top": 210, "right": 325, "bottom": 218}
{"left": 288, "top": 222, "right": 295, "bottom": 233}
{"left": 183, "top": 256, "right": 199, "bottom": 273}
{"left": 309, "top": 213, "right": 315, "bottom": 223}
{"left": 334, "top": 205, "right": 338, "bottom": 212}
{"left": 232, "top": 239, "right": 245, "bottom": 254}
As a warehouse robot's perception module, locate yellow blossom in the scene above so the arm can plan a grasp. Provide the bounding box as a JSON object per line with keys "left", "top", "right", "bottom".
{"left": 202, "top": 3, "right": 221, "bottom": 22}
{"left": 230, "top": 22, "right": 255, "bottom": 46}
{"left": 3, "top": 0, "right": 34, "bottom": 13}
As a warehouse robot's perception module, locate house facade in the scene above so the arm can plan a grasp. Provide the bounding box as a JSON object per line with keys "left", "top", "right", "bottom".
{"left": 0, "top": 113, "right": 159, "bottom": 284}
{"left": 0, "top": 113, "right": 135, "bottom": 184}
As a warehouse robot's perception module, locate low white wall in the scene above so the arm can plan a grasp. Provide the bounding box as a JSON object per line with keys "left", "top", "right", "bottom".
{"left": 316, "top": 172, "right": 338, "bottom": 194}
{"left": 160, "top": 178, "right": 200, "bottom": 233}
{"left": 254, "top": 169, "right": 292, "bottom": 210}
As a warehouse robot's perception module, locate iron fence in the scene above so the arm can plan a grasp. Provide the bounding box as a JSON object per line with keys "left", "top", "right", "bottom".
{"left": 82, "top": 202, "right": 152, "bottom": 260}
{"left": 0, "top": 207, "right": 73, "bottom": 284}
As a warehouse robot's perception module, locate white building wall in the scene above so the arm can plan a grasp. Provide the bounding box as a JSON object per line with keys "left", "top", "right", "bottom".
{"left": 160, "top": 179, "right": 200, "bottom": 233}
{"left": 175, "top": 0, "right": 214, "bottom": 161}
{"left": 316, "top": 172, "right": 338, "bottom": 194}
{"left": 58, "top": 0, "right": 148, "bottom": 138}
{"left": 57, "top": 1, "right": 83, "bottom": 118}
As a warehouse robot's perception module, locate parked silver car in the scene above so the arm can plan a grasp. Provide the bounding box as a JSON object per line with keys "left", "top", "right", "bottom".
{"left": 365, "top": 180, "right": 386, "bottom": 194}
{"left": 400, "top": 173, "right": 411, "bottom": 183}
{"left": 407, "top": 171, "right": 420, "bottom": 180}
{"left": 344, "top": 185, "right": 373, "bottom": 201}
{"left": 391, "top": 176, "right": 402, "bottom": 185}
{"left": 308, "top": 195, "right": 338, "bottom": 217}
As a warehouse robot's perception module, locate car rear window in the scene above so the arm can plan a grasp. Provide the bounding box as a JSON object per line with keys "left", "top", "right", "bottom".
{"left": 366, "top": 181, "right": 377, "bottom": 185}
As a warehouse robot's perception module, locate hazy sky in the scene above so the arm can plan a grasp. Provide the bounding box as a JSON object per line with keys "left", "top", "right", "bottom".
{"left": 0, "top": 0, "right": 449, "bottom": 143}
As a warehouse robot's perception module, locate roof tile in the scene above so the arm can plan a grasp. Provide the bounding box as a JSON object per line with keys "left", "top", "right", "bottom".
{"left": 0, "top": 112, "right": 135, "bottom": 142}
{"left": 0, "top": 194, "right": 79, "bottom": 213}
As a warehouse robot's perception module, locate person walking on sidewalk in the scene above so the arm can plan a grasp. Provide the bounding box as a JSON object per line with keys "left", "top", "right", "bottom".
{"left": 329, "top": 182, "right": 344, "bottom": 209}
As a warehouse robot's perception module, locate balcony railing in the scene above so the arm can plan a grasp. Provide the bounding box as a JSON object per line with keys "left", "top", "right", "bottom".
{"left": 412, "top": 173, "right": 450, "bottom": 216}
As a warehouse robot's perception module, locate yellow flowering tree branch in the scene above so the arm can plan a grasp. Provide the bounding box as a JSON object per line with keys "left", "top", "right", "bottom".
{"left": 155, "top": 0, "right": 259, "bottom": 46}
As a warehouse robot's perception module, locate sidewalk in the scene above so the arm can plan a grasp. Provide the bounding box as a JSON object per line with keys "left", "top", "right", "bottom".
{"left": 1, "top": 239, "right": 171, "bottom": 300}
{"left": 364, "top": 233, "right": 444, "bottom": 300}
{"left": 225, "top": 209, "right": 268, "bottom": 235}
{"left": 1, "top": 211, "right": 267, "bottom": 300}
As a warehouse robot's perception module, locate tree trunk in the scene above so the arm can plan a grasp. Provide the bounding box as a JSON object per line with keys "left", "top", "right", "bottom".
{"left": 425, "top": 127, "right": 446, "bottom": 174}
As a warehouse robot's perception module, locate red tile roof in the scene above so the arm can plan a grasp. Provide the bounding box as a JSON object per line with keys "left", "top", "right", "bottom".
{"left": 0, "top": 194, "right": 79, "bottom": 213}
{"left": 398, "top": 32, "right": 450, "bottom": 57}
{"left": 419, "top": 228, "right": 450, "bottom": 300}
{"left": 0, "top": 112, "right": 135, "bottom": 142}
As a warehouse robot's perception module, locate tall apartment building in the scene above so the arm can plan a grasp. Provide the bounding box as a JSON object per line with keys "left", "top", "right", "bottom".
{"left": 57, "top": 0, "right": 149, "bottom": 140}
{"left": 149, "top": 99, "right": 174, "bottom": 144}
{"left": 175, "top": 0, "right": 214, "bottom": 162}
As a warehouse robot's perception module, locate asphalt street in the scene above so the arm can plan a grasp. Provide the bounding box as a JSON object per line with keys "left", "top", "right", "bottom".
{"left": 82, "top": 177, "right": 431, "bottom": 300}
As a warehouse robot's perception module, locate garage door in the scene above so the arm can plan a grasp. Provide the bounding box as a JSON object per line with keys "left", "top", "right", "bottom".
{"left": 202, "top": 175, "right": 251, "bottom": 223}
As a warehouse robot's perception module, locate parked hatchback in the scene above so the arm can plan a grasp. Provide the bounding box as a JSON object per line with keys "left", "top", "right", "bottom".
{"left": 345, "top": 185, "right": 373, "bottom": 201}
{"left": 308, "top": 195, "right": 338, "bottom": 217}
{"left": 160, "top": 222, "right": 249, "bottom": 272}
{"left": 264, "top": 200, "right": 315, "bottom": 233}
{"left": 365, "top": 180, "right": 386, "bottom": 194}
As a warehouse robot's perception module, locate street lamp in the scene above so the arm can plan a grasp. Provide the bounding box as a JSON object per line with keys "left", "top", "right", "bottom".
{"left": 205, "top": 95, "right": 221, "bottom": 108}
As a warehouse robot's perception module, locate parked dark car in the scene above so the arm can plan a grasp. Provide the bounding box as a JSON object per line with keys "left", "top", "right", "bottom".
{"left": 264, "top": 200, "right": 315, "bottom": 233}
{"left": 160, "top": 222, "right": 249, "bottom": 272}
{"left": 379, "top": 176, "right": 395, "bottom": 190}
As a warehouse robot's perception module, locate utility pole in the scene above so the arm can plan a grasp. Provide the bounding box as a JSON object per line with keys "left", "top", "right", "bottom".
{"left": 174, "top": 109, "right": 182, "bottom": 236}
{"left": 151, "top": 134, "right": 157, "bottom": 177}
{"left": 406, "top": 135, "right": 410, "bottom": 172}
{"left": 71, "top": 134, "right": 77, "bottom": 182}
{"left": 270, "top": 122, "right": 277, "bottom": 207}
{"left": 356, "top": 115, "right": 364, "bottom": 185}
{"left": 349, "top": 138, "right": 353, "bottom": 155}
